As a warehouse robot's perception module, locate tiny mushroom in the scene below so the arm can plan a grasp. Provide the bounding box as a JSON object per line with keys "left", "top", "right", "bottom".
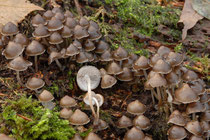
{"left": 26, "top": 77, "right": 45, "bottom": 93}
{"left": 127, "top": 100, "right": 146, "bottom": 115}
{"left": 38, "top": 90, "right": 55, "bottom": 110}
{"left": 69, "top": 109, "right": 90, "bottom": 125}
{"left": 60, "top": 95, "right": 77, "bottom": 108}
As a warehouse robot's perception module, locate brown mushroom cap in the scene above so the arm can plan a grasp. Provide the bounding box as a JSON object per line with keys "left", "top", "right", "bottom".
{"left": 133, "top": 56, "right": 150, "bottom": 70}
{"left": 84, "top": 132, "right": 101, "bottom": 140}
{"left": 0, "top": 133, "right": 15, "bottom": 140}
{"left": 76, "top": 51, "right": 88, "bottom": 63}
{"left": 185, "top": 121, "right": 203, "bottom": 136}
{"left": 33, "top": 24, "right": 50, "bottom": 38}
{"left": 61, "top": 25, "right": 73, "bottom": 38}
{"left": 93, "top": 119, "right": 108, "bottom": 131}
{"left": 133, "top": 70, "right": 144, "bottom": 77}
{"left": 149, "top": 53, "right": 161, "bottom": 67}
{"left": 117, "top": 67, "right": 134, "bottom": 81}
{"left": 43, "top": 10, "right": 54, "bottom": 21}
{"left": 64, "top": 11, "right": 74, "bottom": 18}
{"left": 26, "top": 77, "right": 45, "bottom": 90}
{"left": 201, "top": 111, "right": 210, "bottom": 121}
{"left": 84, "top": 52, "right": 94, "bottom": 62}
{"left": 14, "top": 33, "right": 28, "bottom": 46}
{"left": 52, "top": 7, "right": 63, "bottom": 14}
{"left": 157, "top": 46, "right": 171, "bottom": 58}
{"left": 107, "top": 61, "right": 123, "bottom": 75}
{"left": 38, "top": 90, "right": 54, "bottom": 102}
{"left": 95, "top": 40, "right": 109, "bottom": 54}
{"left": 89, "top": 20, "right": 99, "bottom": 30}
{"left": 60, "top": 108, "right": 73, "bottom": 119}
{"left": 183, "top": 70, "right": 198, "bottom": 82}
{"left": 8, "top": 56, "right": 32, "bottom": 71}
{"left": 174, "top": 83, "right": 200, "bottom": 104}
{"left": 74, "top": 25, "right": 89, "bottom": 40}
{"left": 200, "top": 120, "right": 209, "bottom": 133}
{"left": 2, "top": 41, "right": 24, "bottom": 59}
{"left": 26, "top": 40, "right": 45, "bottom": 56}
{"left": 71, "top": 133, "right": 83, "bottom": 140}
{"left": 48, "top": 51, "right": 62, "bottom": 64}
{"left": 122, "top": 53, "right": 138, "bottom": 68}
{"left": 66, "top": 44, "right": 79, "bottom": 56}
{"left": 31, "top": 14, "right": 47, "bottom": 27}
{"left": 148, "top": 73, "right": 167, "bottom": 87}
{"left": 49, "top": 32, "right": 63, "bottom": 45}
{"left": 65, "top": 17, "right": 77, "bottom": 29}
{"left": 127, "top": 100, "right": 146, "bottom": 115}
{"left": 189, "top": 135, "right": 203, "bottom": 140}
{"left": 69, "top": 109, "right": 90, "bottom": 125}
{"left": 165, "top": 71, "right": 180, "bottom": 86}
{"left": 101, "top": 74, "right": 117, "bottom": 89}
{"left": 54, "top": 12, "right": 65, "bottom": 22}
{"left": 167, "top": 125, "right": 187, "bottom": 140}
{"left": 100, "top": 50, "right": 113, "bottom": 62}
{"left": 166, "top": 52, "right": 183, "bottom": 66}
{"left": 200, "top": 93, "right": 210, "bottom": 103}
{"left": 60, "top": 95, "right": 77, "bottom": 108}
{"left": 153, "top": 59, "right": 172, "bottom": 74}
{"left": 79, "top": 17, "right": 89, "bottom": 27}
{"left": 1, "top": 22, "right": 19, "bottom": 36}
{"left": 47, "top": 17, "right": 63, "bottom": 31}
{"left": 73, "top": 39, "right": 82, "bottom": 49}
{"left": 167, "top": 110, "right": 186, "bottom": 126}
{"left": 112, "top": 47, "right": 129, "bottom": 61}
{"left": 116, "top": 115, "right": 133, "bottom": 128}
{"left": 133, "top": 115, "right": 151, "bottom": 130}
{"left": 88, "top": 25, "right": 102, "bottom": 40}
{"left": 186, "top": 101, "right": 206, "bottom": 114}
{"left": 190, "top": 81, "right": 205, "bottom": 96}
{"left": 84, "top": 39, "right": 95, "bottom": 52}
{"left": 123, "top": 127, "right": 145, "bottom": 140}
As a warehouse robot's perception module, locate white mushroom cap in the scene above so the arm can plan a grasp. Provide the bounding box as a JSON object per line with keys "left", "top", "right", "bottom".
{"left": 77, "top": 65, "right": 101, "bottom": 91}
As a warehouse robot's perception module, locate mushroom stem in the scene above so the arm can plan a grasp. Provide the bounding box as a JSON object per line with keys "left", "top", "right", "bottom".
{"left": 16, "top": 71, "right": 23, "bottom": 85}
{"left": 86, "top": 75, "right": 97, "bottom": 119}
{"left": 143, "top": 70, "right": 148, "bottom": 79}
{"left": 55, "top": 59, "right": 64, "bottom": 71}
{"left": 192, "top": 113, "right": 196, "bottom": 120}
{"left": 56, "top": 44, "right": 61, "bottom": 50}
{"left": 157, "top": 87, "right": 162, "bottom": 107}
{"left": 93, "top": 97, "right": 100, "bottom": 125}
{"left": 35, "top": 55, "right": 38, "bottom": 72}
{"left": 151, "top": 90, "right": 155, "bottom": 105}
{"left": 166, "top": 89, "right": 173, "bottom": 113}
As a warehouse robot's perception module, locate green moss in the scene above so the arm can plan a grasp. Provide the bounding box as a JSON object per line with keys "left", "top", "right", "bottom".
{"left": 0, "top": 96, "right": 75, "bottom": 140}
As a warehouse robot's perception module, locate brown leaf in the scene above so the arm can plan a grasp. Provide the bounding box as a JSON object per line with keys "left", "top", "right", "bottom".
{"left": 0, "top": 0, "right": 43, "bottom": 25}
{"left": 179, "top": 0, "right": 203, "bottom": 40}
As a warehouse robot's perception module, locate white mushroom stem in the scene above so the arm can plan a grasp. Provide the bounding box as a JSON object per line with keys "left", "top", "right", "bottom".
{"left": 16, "top": 71, "right": 23, "bottom": 85}
{"left": 166, "top": 89, "right": 173, "bottom": 112}
{"left": 93, "top": 97, "right": 100, "bottom": 124}
{"left": 86, "top": 75, "right": 97, "bottom": 119}
{"left": 35, "top": 55, "right": 38, "bottom": 72}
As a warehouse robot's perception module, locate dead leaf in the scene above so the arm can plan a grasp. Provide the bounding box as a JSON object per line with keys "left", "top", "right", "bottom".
{"left": 179, "top": 0, "right": 203, "bottom": 40}
{"left": 0, "top": 0, "right": 43, "bottom": 25}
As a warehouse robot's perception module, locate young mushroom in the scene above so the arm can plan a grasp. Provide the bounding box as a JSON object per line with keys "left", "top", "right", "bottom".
{"left": 38, "top": 90, "right": 55, "bottom": 110}
{"left": 26, "top": 77, "right": 45, "bottom": 94}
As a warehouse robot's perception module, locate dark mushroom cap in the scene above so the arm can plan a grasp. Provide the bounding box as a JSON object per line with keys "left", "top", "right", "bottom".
{"left": 107, "top": 61, "right": 123, "bottom": 75}
{"left": 133, "top": 56, "right": 150, "bottom": 70}
{"left": 84, "top": 132, "right": 101, "bottom": 140}
{"left": 74, "top": 25, "right": 89, "bottom": 40}
{"left": 33, "top": 24, "right": 50, "bottom": 38}
{"left": 167, "top": 110, "right": 186, "bottom": 126}
{"left": 49, "top": 32, "right": 63, "bottom": 45}
{"left": 116, "top": 115, "right": 133, "bottom": 128}
{"left": 183, "top": 70, "right": 198, "bottom": 82}
{"left": 2, "top": 41, "right": 24, "bottom": 59}
{"left": 186, "top": 101, "right": 206, "bottom": 114}
{"left": 65, "top": 17, "right": 77, "bottom": 29}
{"left": 31, "top": 14, "right": 47, "bottom": 27}
{"left": 149, "top": 53, "right": 161, "bottom": 67}
{"left": 127, "top": 100, "right": 146, "bottom": 115}
{"left": 54, "top": 12, "right": 65, "bottom": 22}
{"left": 61, "top": 25, "right": 73, "bottom": 38}
{"left": 60, "top": 95, "right": 77, "bottom": 108}
{"left": 133, "top": 115, "right": 151, "bottom": 130}
{"left": 1, "top": 22, "right": 19, "bottom": 36}
{"left": 112, "top": 47, "right": 129, "bottom": 61}
{"left": 26, "top": 40, "right": 45, "bottom": 56}
{"left": 43, "top": 10, "right": 54, "bottom": 21}
{"left": 79, "top": 17, "right": 89, "bottom": 28}
{"left": 0, "top": 133, "right": 15, "bottom": 140}
{"left": 93, "top": 119, "right": 108, "bottom": 131}
{"left": 201, "top": 111, "right": 210, "bottom": 121}
{"left": 95, "top": 40, "right": 109, "bottom": 54}
{"left": 38, "top": 90, "right": 54, "bottom": 102}
{"left": 88, "top": 25, "right": 102, "bottom": 40}
{"left": 76, "top": 51, "right": 89, "bottom": 63}
{"left": 60, "top": 108, "right": 73, "bottom": 119}
{"left": 101, "top": 74, "right": 117, "bottom": 89}
{"left": 64, "top": 11, "right": 74, "bottom": 18}
{"left": 117, "top": 67, "right": 134, "bottom": 81}
{"left": 85, "top": 52, "right": 94, "bottom": 62}
{"left": 123, "top": 127, "right": 145, "bottom": 140}
{"left": 200, "top": 120, "right": 209, "bottom": 132}
{"left": 8, "top": 56, "right": 32, "bottom": 71}
{"left": 148, "top": 73, "right": 167, "bottom": 87}
{"left": 166, "top": 52, "right": 183, "bottom": 66}
{"left": 73, "top": 39, "right": 82, "bottom": 49}
{"left": 26, "top": 77, "right": 45, "bottom": 90}
{"left": 47, "top": 17, "right": 63, "bottom": 31}
{"left": 123, "top": 53, "right": 138, "bottom": 68}
{"left": 66, "top": 44, "right": 79, "bottom": 56}
{"left": 200, "top": 93, "right": 210, "bottom": 103}
{"left": 167, "top": 125, "right": 187, "bottom": 140}
{"left": 14, "top": 33, "right": 28, "bottom": 46}
{"left": 69, "top": 109, "right": 90, "bottom": 125}
{"left": 185, "top": 121, "right": 203, "bottom": 136}
{"left": 165, "top": 71, "right": 180, "bottom": 86}
{"left": 157, "top": 46, "right": 171, "bottom": 58}
{"left": 174, "top": 83, "right": 200, "bottom": 104}
{"left": 84, "top": 39, "right": 95, "bottom": 52}
{"left": 153, "top": 59, "right": 172, "bottom": 74}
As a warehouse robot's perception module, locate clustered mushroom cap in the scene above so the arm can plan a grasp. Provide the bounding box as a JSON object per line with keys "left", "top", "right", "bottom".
{"left": 64, "top": 11, "right": 74, "bottom": 18}
{"left": 8, "top": 56, "right": 32, "bottom": 71}
{"left": 65, "top": 17, "right": 77, "bottom": 29}
{"left": 166, "top": 52, "right": 183, "bottom": 66}
{"left": 167, "top": 125, "right": 187, "bottom": 140}
{"left": 133, "top": 115, "right": 151, "bottom": 130}
{"left": 48, "top": 51, "right": 62, "bottom": 65}
{"left": 69, "top": 109, "right": 90, "bottom": 125}
{"left": 183, "top": 70, "right": 198, "bottom": 82}
{"left": 201, "top": 111, "right": 210, "bottom": 121}
{"left": 107, "top": 61, "right": 123, "bottom": 75}
{"left": 152, "top": 59, "right": 171, "bottom": 74}
{"left": 76, "top": 66, "right": 101, "bottom": 91}
{"left": 33, "top": 24, "right": 50, "bottom": 38}
{"left": 71, "top": 133, "right": 83, "bottom": 140}
{"left": 95, "top": 40, "right": 109, "bottom": 54}
{"left": 185, "top": 121, "right": 203, "bottom": 136}
{"left": 43, "top": 10, "right": 54, "bottom": 21}
{"left": 112, "top": 47, "right": 129, "bottom": 61}
{"left": 84, "top": 132, "right": 102, "bottom": 140}
{"left": 200, "top": 120, "right": 209, "bottom": 132}
{"left": 76, "top": 51, "right": 88, "bottom": 63}
{"left": 133, "top": 56, "right": 150, "bottom": 71}
{"left": 74, "top": 25, "right": 89, "bottom": 40}
{"left": 60, "top": 95, "right": 77, "bottom": 108}
{"left": 84, "top": 39, "right": 95, "bottom": 52}
{"left": 117, "top": 67, "right": 134, "bottom": 81}
{"left": 94, "top": 119, "right": 108, "bottom": 131}
{"left": 166, "top": 71, "right": 180, "bottom": 86}
{"left": 191, "top": 81, "right": 206, "bottom": 95}
{"left": 47, "top": 17, "right": 63, "bottom": 31}
{"left": 38, "top": 90, "right": 54, "bottom": 102}
{"left": 26, "top": 40, "right": 45, "bottom": 56}
{"left": 88, "top": 25, "right": 102, "bottom": 40}
{"left": 149, "top": 53, "right": 161, "bottom": 67}
{"left": 79, "top": 17, "right": 89, "bottom": 28}
{"left": 66, "top": 44, "right": 79, "bottom": 56}
{"left": 1, "top": 22, "right": 19, "bottom": 36}
{"left": 31, "top": 14, "right": 47, "bottom": 27}
{"left": 26, "top": 77, "right": 45, "bottom": 90}
{"left": 60, "top": 108, "right": 73, "bottom": 119}
{"left": 127, "top": 100, "right": 146, "bottom": 115}
{"left": 101, "top": 73, "right": 117, "bottom": 89}
{"left": 2, "top": 41, "right": 24, "bottom": 59}
{"left": 54, "top": 12, "right": 65, "bottom": 22}
{"left": 61, "top": 26, "right": 73, "bottom": 38}
{"left": 189, "top": 135, "right": 203, "bottom": 140}
{"left": 167, "top": 110, "right": 186, "bottom": 126}
{"left": 186, "top": 101, "right": 206, "bottom": 114}
{"left": 123, "top": 127, "right": 145, "bottom": 140}
{"left": 49, "top": 32, "right": 63, "bottom": 44}
{"left": 148, "top": 73, "right": 167, "bottom": 88}
{"left": 14, "top": 33, "right": 28, "bottom": 46}
{"left": 116, "top": 115, "right": 133, "bottom": 128}
{"left": 157, "top": 46, "right": 171, "bottom": 58}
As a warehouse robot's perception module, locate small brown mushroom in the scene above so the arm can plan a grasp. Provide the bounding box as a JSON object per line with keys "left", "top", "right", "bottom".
{"left": 38, "top": 90, "right": 55, "bottom": 110}
{"left": 167, "top": 125, "right": 187, "bottom": 140}
{"left": 167, "top": 110, "right": 186, "bottom": 126}
{"left": 124, "top": 127, "right": 145, "bottom": 140}
{"left": 60, "top": 108, "right": 73, "bottom": 119}
{"left": 47, "top": 17, "right": 63, "bottom": 31}
{"left": 31, "top": 14, "right": 47, "bottom": 27}
{"left": 14, "top": 33, "right": 29, "bottom": 47}
{"left": 60, "top": 95, "right": 77, "bottom": 108}
{"left": 65, "top": 17, "right": 77, "bottom": 29}
{"left": 185, "top": 121, "right": 203, "bottom": 137}
{"left": 107, "top": 61, "right": 123, "bottom": 75}
{"left": 2, "top": 41, "right": 24, "bottom": 59}
{"left": 26, "top": 77, "right": 45, "bottom": 93}
{"left": 74, "top": 25, "right": 89, "bottom": 40}
{"left": 117, "top": 67, "right": 134, "bottom": 81}
{"left": 49, "top": 32, "right": 63, "bottom": 50}
{"left": 43, "top": 10, "right": 54, "bottom": 21}
{"left": 116, "top": 115, "right": 133, "bottom": 129}
{"left": 127, "top": 100, "right": 146, "bottom": 115}
{"left": 69, "top": 109, "right": 90, "bottom": 125}
{"left": 84, "top": 132, "right": 101, "bottom": 140}
{"left": 1, "top": 22, "right": 19, "bottom": 39}
{"left": 95, "top": 40, "right": 109, "bottom": 54}
{"left": 133, "top": 115, "right": 151, "bottom": 130}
